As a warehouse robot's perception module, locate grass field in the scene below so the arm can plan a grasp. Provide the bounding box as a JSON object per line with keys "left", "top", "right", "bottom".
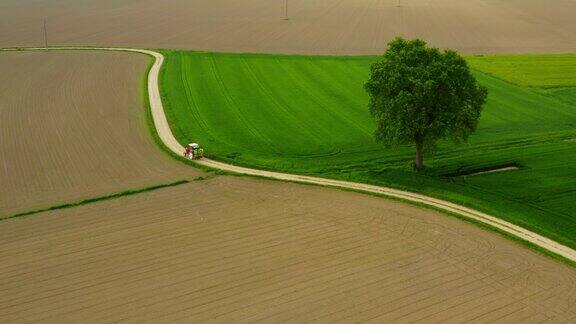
{"left": 467, "top": 54, "right": 576, "bottom": 88}
{"left": 160, "top": 51, "right": 576, "bottom": 249}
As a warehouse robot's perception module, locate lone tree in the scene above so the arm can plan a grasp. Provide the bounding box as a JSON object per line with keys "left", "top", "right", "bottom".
{"left": 365, "top": 38, "right": 488, "bottom": 170}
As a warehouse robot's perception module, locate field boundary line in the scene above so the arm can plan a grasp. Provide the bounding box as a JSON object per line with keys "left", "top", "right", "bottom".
{"left": 2, "top": 180, "right": 190, "bottom": 221}
{"left": 2, "top": 46, "right": 575, "bottom": 264}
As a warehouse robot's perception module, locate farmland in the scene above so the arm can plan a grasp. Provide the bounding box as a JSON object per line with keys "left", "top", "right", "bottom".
{"left": 2, "top": 0, "right": 576, "bottom": 54}
{"left": 0, "top": 51, "right": 202, "bottom": 216}
{"left": 2, "top": 175, "right": 576, "bottom": 322}
{"left": 1, "top": 48, "right": 574, "bottom": 322}
{"left": 467, "top": 54, "right": 576, "bottom": 88}
{"left": 2, "top": 0, "right": 576, "bottom": 320}
{"left": 160, "top": 51, "right": 576, "bottom": 249}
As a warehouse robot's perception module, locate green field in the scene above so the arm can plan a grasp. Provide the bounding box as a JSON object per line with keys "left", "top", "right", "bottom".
{"left": 159, "top": 51, "right": 576, "bottom": 248}
{"left": 467, "top": 54, "right": 576, "bottom": 88}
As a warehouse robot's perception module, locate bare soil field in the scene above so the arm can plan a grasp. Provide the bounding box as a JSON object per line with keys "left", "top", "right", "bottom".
{"left": 0, "top": 176, "right": 575, "bottom": 322}
{"left": 1, "top": 0, "right": 576, "bottom": 54}
{"left": 0, "top": 51, "right": 202, "bottom": 216}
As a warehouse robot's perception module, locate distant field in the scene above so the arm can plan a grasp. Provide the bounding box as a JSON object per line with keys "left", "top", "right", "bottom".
{"left": 2, "top": 0, "right": 576, "bottom": 54}
{"left": 160, "top": 51, "right": 576, "bottom": 248}
{"left": 467, "top": 54, "right": 576, "bottom": 88}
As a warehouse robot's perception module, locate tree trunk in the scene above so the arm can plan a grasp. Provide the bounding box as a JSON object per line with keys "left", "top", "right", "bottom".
{"left": 415, "top": 140, "right": 424, "bottom": 171}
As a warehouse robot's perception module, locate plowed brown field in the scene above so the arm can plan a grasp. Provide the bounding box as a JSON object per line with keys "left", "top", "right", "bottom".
{"left": 1, "top": 0, "right": 576, "bottom": 54}
{"left": 1, "top": 176, "right": 575, "bottom": 322}
{"left": 0, "top": 51, "right": 201, "bottom": 216}
{"left": 2, "top": 40, "right": 576, "bottom": 321}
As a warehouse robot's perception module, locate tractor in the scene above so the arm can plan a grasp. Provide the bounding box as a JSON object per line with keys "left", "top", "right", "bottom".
{"left": 184, "top": 143, "right": 204, "bottom": 160}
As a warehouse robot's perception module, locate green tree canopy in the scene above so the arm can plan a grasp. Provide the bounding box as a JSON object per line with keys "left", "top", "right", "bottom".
{"left": 365, "top": 38, "right": 488, "bottom": 170}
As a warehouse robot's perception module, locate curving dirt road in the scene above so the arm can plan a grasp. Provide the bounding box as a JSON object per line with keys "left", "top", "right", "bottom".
{"left": 3, "top": 46, "right": 575, "bottom": 263}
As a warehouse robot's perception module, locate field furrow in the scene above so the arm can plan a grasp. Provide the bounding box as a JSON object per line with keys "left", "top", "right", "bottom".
{"left": 1, "top": 177, "right": 575, "bottom": 322}
{"left": 2, "top": 0, "right": 576, "bottom": 54}
{"left": 0, "top": 51, "right": 202, "bottom": 216}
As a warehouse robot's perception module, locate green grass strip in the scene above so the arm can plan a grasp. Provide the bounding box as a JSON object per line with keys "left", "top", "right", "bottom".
{"left": 3, "top": 180, "right": 190, "bottom": 221}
